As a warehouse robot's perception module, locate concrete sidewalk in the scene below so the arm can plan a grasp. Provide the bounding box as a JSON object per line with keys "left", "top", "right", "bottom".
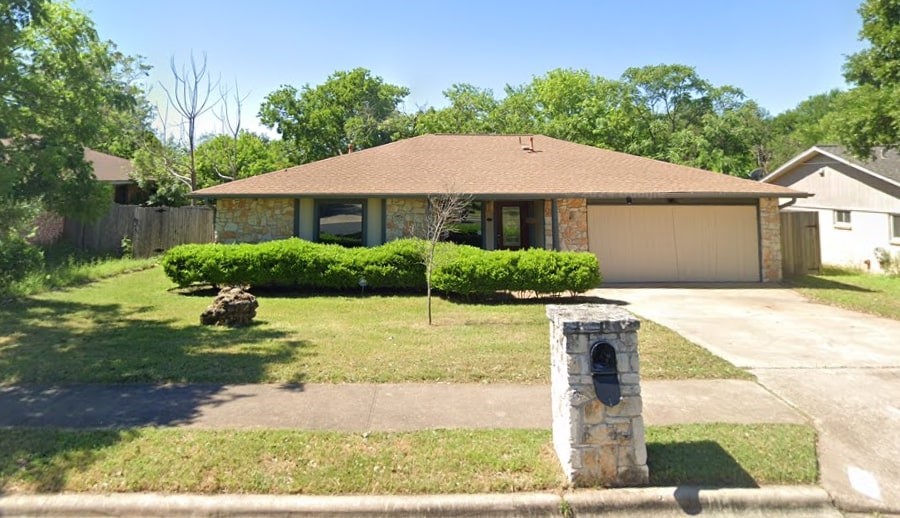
{"left": 0, "top": 380, "right": 805, "bottom": 430}
{"left": 0, "top": 381, "right": 830, "bottom": 517}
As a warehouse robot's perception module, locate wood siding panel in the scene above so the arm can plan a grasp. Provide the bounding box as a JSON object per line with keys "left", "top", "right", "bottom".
{"left": 774, "top": 162, "right": 900, "bottom": 213}
{"left": 781, "top": 211, "right": 821, "bottom": 276}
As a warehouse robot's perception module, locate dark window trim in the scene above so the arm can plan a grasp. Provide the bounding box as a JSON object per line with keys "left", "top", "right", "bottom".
{"left": 314, "top": 198, "right": 367, "bottom": 247}
{"left": 446, "top": 199, "right": 485, "bottom": 248}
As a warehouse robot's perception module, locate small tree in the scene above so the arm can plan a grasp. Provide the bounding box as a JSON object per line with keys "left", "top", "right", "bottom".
{"left": 423, "top": 192, "right": 472, "bottom": 325}
{"left": 155, "top": 52, "right": 219, "bottom": 203}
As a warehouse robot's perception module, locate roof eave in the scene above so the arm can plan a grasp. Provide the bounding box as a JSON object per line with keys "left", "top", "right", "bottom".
{"left": 763, "top": 145, "right": 900, "bottom": 189}
{"left": 189, "top": 190, "right": 809, "bottom": 200}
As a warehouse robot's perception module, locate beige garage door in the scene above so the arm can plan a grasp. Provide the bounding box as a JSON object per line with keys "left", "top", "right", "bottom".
{"left": 587, "top": 205, "right": 760, "bottom": 282}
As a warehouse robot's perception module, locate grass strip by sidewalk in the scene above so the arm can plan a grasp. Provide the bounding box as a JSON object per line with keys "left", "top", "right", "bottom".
{"left": 0, "top": 268, "right": 749, "bottom": 384}
{"left": 0, "top": 424, "right": 816, "bottom": 494}
{"left": 786, "top": 266, "right": 900, "bottom": 321}
{"left": 638, "top": 320, "right": 752, "bottom": 381}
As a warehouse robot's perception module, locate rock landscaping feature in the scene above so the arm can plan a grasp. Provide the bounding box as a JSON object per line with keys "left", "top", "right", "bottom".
{"left": 200, "top": 287, "right": 258, "bottom": 327}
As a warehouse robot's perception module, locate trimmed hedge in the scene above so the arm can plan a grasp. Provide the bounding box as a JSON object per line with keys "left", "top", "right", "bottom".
{"left": 431, "top": 246, "right": 601, "bottom": 296}
{"left": 162, "top": 238, "right": 601, "bottom": 296}
{"left": 162, "top": 238, "right": 424, "bottom": 290}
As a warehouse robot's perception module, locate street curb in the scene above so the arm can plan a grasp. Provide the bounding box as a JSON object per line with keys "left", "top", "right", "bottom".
{"left": 564, "top": 486, "right": 840, "bottom": 516}
{"left": 0, "top": 486, "right": 839, "bottom": 517}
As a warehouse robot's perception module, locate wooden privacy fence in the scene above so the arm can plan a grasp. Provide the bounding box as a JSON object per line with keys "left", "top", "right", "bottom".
{"left": 780, "top": 210, "right": 821, "bottom": 277}
{"left": 63, "top": 205, "right": 214, "bottom": 258}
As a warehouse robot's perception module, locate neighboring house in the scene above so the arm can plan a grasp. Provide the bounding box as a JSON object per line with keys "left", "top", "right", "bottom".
{"left": 762, "top": 145, "right": 900, "bottom": 273}
{"left": 84, "top": 148, "right": 144, "bottom": 205}
{"left": 190, "top": 134, "right": 807, "bottom": 283}
{"left": 16, "top": 147, "right": 141, "bottom": 245}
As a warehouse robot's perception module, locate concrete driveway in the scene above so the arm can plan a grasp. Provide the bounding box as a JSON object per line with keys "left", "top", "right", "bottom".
{"left": 595, "top": 285, "right": 900, "bottom": 514}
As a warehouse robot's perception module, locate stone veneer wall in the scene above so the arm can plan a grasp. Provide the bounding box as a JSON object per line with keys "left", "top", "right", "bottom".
{"left": 385, "top": 198, "right": 427, "bottom": 241}
{"left": 216, "top": 198, "right": 294, "bottom": 243}
{"left": 759, "top": 197, "right": 783, "bottom": 282}
{"left": 546, "top": 304, "right": 648, "bottom": 487}
{"left": 543, "top": 198, "right": 589, "bottom": 251}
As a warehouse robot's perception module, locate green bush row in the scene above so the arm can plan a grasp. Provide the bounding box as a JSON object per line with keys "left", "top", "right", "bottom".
{"left": 162, "top": 238, "right": 601, "bottom": 296}
{"left": 162, "top": 238, "right": 424, "bottom": 290}
{"left": 431, "top": 246, "right": 601, "bottom": 296}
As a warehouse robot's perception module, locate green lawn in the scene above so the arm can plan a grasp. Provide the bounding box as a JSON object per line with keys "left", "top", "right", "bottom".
{"left": 0, "top": 267, "right": 748, "bottom": 384}
{"left": 6, "top": 243, "right": 158, "bottom": 298}
{"left": 786, "top": 266, "right": 900, "bottom": 320}
{"left": 0, "top": 424, "right": 816, "bottom": 494}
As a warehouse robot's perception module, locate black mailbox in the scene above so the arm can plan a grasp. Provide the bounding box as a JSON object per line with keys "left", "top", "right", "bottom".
{"left": 590, "top": 341, "right": 622, "bottom": 407}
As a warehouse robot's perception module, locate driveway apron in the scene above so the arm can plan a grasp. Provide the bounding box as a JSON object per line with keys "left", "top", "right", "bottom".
{"left": 596, "top": 285, "right": 900, "bottom": 514}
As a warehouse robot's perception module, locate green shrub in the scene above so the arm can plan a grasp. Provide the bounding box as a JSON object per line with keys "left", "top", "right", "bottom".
{"left": 162, "top": 238, "right": 601, "bottom": 296}
{"left": 432, "top": 246, "right": 601, "bottom": 296}
{"left": 162, "top": 238, "right": 426, "bottom": 291}
{"left": 0, "top": 236, "right": 44, "bottom": 294}
{"left": 874, "top": 247, "right": 900, "bottom": 276}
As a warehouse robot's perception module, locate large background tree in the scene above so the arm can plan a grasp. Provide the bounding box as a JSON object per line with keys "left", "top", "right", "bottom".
{"left": 765, "top": 90, "right": 845, "bottom": 167}
{"left": 194, "top": 131, "right": 293, "bottom": 189}
{"left": 0, "top": 0, "right": 148, "bottom": 234}
{"left": 415, "top": 84, "right": 500, "bottom": 134}
{"left": 259, "top": 68, "right": 409, "bottom": 163}
{"left": 836, "top": 0, "right": 900, "bottom": 156}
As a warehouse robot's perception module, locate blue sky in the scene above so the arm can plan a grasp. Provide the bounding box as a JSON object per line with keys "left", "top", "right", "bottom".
{"left": 75, "top": 0, "right": 866, "bottom": 137}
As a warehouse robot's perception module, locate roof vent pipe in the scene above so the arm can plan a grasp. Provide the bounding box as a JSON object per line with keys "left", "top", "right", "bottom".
{"left": 520, "top": 135, "right": 535, "bottom": 152}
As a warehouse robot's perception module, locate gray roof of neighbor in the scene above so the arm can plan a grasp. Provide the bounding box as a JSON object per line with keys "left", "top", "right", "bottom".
{"left": 190, "top": 134, "right": 806, "bottom": 199}
{"left": 813, "top": 145, "right": 900, "bottom": 184}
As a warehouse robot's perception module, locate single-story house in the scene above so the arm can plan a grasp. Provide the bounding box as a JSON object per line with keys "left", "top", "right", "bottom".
{"left": 762, "top": 145, "right": 900, "bottom": 272}
{"left": 190, "top": 134, "right": 808, "bottom": 283}
{"left": 84, "top": 148, "right": 144, "bottom": 205}
{"left": 18, "top": 147, "right": 143, "bottom": 244}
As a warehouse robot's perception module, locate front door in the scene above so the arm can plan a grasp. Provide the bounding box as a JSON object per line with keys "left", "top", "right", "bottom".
{"left": 495, "top": 202, "right": 530, "bottom": 250}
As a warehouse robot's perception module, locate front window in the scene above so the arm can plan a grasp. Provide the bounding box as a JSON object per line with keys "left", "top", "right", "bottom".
{"left": 834, "top": 210, "right": 851, "bottom": 228}
{"left": 447, "top": 201, "right": 483, "bottom": 247}
{"left": 891, "top": 214, "right": 900, "bottom": 242}
{"left": 317, "top": 201, "right": 364, "bottom": 247}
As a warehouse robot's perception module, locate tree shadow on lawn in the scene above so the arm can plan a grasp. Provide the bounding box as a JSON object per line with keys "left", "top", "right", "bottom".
{"left": 0, "top": 427, "right": 132, "bottom": 494}
{"left": 0, "top": 297, "right": 312, "bottom": 386}
{"left": 0, "top": 296, "right": 316, "bottom": 494}
{"left": 784, "top": 275, "right": 875, "bottom": 293}
{"left": 170, "top": 285, "right": 630, "bottom": 306}
{"left": 438, "top": 292, "right": 627, "bottom": 307}
{"left": 648, "top": 440, "right": 758, "bottom": 489}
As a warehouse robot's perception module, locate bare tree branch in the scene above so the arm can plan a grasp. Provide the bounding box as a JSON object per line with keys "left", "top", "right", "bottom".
{"left": 211, "top": 80, "right": 251, "bottom": 182}
{"left": 423, "top": 190, "right": 473, "bottom": 325}
{"left": 158, "top": 52, "right": 220, "bottom": 201}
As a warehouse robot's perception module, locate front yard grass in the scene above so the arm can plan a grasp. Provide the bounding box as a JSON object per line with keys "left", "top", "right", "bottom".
{"left": 0, "top": 424, "right": 816, "bottom": 494}
{"left": 0, "top": 267, "right": 748, "bottom": 384}
{"left": 786, "top": 266, "right": 900, "bottom": 320}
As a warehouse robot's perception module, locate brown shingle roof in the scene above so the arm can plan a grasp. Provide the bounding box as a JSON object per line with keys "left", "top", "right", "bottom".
{"left": 191, "top": 134, "right": 806, "bottom": 199}
{"left": 1, "top": 139, "right": 134, "bottom": 184}
{"left": 85, "top": 148, "right": 133, "bottom": 183}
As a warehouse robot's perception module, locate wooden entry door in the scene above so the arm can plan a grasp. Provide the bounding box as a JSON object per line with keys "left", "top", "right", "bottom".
{"left": 495, "top": 202, "right": 530, "bottom": 250}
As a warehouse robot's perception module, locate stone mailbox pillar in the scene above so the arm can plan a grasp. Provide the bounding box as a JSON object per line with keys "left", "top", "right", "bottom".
{"left": 546, "top": 304, "right": 648, "bottom": 487}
